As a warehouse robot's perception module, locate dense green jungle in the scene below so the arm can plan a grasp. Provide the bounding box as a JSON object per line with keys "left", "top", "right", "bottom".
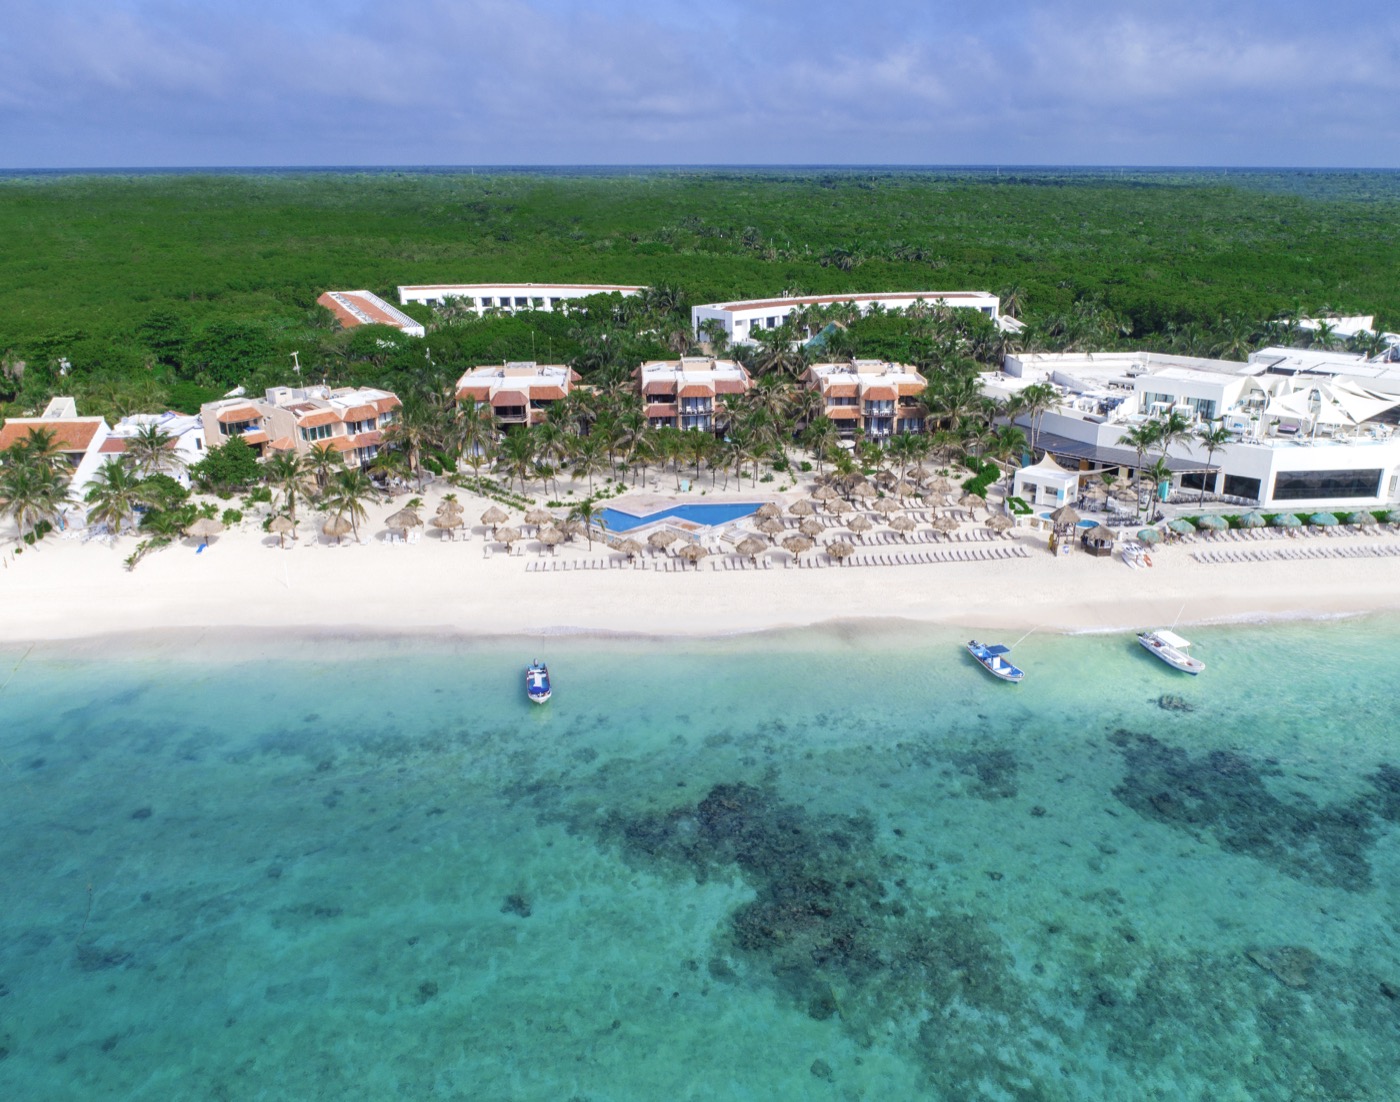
{"left": 1, "top": 168, "right": 1397, "bottom": 421}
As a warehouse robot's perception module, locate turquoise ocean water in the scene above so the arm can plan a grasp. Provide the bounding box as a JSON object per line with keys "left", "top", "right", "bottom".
{"left": 1, "top": 620, "right": 1398, "bottom": 1100}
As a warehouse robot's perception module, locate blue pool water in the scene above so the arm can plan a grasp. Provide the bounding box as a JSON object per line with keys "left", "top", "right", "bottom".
{"left": 598, "top": 501, "right": 762, "bottom": 532}
{"left": 1038, "top": 511, "right": 1101, "bottom": 529}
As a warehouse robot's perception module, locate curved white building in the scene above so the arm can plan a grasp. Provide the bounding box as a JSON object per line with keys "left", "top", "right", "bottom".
{"left": 397, "top": 283, "right": 643, "bottom": 315}
{"left": 691, "top": 291, "right": 1014, "bottom": 344}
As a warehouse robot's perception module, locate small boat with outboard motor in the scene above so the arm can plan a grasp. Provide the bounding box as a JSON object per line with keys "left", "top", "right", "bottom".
{"left": 526, "top": 660, "right": 552, "bottom": 704}
{"left": 966, "top": 640, "right": 1024, "bottom": 683}
{"left": 1136, "top": 629, "right": 1204, "bottom": 675}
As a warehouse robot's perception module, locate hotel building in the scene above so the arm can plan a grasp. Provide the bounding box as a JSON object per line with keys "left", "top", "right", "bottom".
{"left": 691, "top": 291, "right": 1013, "bottom": 345}
{"left": 638, "top": 358, "right": 753, "bottom": 432}
{"left": 0, "top": 396, "right": 112, "bottom": 500}
{"left": 801, "top": 360, "right": 928, "bottom": 440}
{"left": 454, "top": 362, "right": 580, "bottom": 428}
{"left": 987, "top": 351, "right": 1400, "bottom": 511}
{"left": 398, "top": 283, "right": 643, "bottom": 315}
{"left": 200, "top": 385, "right": 400, "bottom": 468}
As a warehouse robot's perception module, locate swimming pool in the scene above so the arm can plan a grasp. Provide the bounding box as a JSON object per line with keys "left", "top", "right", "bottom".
{"left": 1037, "top": 512, "right": 1101, "bottom": 529}
{"left": 598, "top": 502, "right": 763, "bottom": 532}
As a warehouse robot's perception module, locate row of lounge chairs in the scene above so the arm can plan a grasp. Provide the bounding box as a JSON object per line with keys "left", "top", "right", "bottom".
{"left": 1192, "top": 544, "right": 1400, "bottom": 564}
{"left": 522, "top": 544, "right": 1032, "bottom": 573}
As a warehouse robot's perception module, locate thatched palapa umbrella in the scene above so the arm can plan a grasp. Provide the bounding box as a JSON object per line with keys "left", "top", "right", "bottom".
{"left": 386, "top": 507, "right": 423, "bottom": 539}
{"left": 848, "top": 514, "right": 873, "bottom": 537}
{"left": 782, "top": 534, "right": 814, "bottom": 560}
{"left": 269, "top": 515, "right": 295, "bottom": 548}
{"left": 480, "top": 506, "right": 509, "bottom": 533}
{"left": 930, "top": 515, "right": 959, "bottom": 536}
{"left": 495, "top": 525, "right": 522, "bottom": 551}
{"left": 755, "top": 502, "right": 782, "bottom": 520}
{"left": 890, "top": 514, "right": 919, "bottom": 540}
{"left": 872, "top": 497, "right": 900, "bottom": 517}
{"left": 788, "top": 499, "right": 816, "bottom": 517}
{"left": 757, "top": 517, "right": 786, "bottom": 541}
{"left": 431, "top": 511, "right": 464, "bottom": 539}
{"left": 676, "top": 543, "right": 709, "bottom": 570}
{"left": 736, "top": 536, "right": 768, "bottom": 564}
{"left": 813, "top": 485, "right": 839, "bottom": 503}
{"left": 188, "top": 516, "right": 225, "bottom": 544}
{"left": 827, "top": 539, "right": 855, "bottom": 564}
{"left": 848, "top": 480, "right": 875, "bottom": 499}
{"left": 322, "top": 515, "right": 352, "bottom": 544}
{"left": 893, "top": 481, "right": 918, "bottom": 498}
{"left": 985, "top": 514, "right": 1014, "bottom": 533}
{"left": 926, "top": 476, "right": 954, "bottom": 495}
{"left": 537, "top": 525, "right": 564, "bottom": 554}
{"left": 613, "top": 537, "right": 644, "bottom": 561}
{"left": 648, "top": 529, "right": 681, "bottom": 552}
{"left": 799, "top": 517, "right": 825, "bottom": 539}
{"left": 1047, "top": 504, "right": 1080, "bottom": 528}
{"left": 827, "top": 497, "right": 853, "bottom": 516}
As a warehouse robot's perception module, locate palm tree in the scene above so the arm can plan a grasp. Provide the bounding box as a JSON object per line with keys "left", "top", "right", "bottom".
{"left": 383, "top": 396, "right": 442, "bottom": 489}
{"left": 124, "top": 422, "right": 184, "bottom": 479}
{"left": 998, "top": 284, "right": 1025, "bottom": 320}
{"left": 1118, "top": 422, "right": 1161, "bottom": 517}
{"left": 84, "top": 458, "right": 145, "bottom": 535}
{"left": 1194, "top": 420, "right": 1233, "bottom": 504}
{"left": 567, "top": 498, "right": 606, "bottom": 550}
{"left": 1018, "top": 382, "right": 1058, "bottom": 454}
{"left": 984, "top": 425, "right": 1027, "bottom": 496}
{"left": 306, "top": 442, "right": 343, "bottom": 492}
{"left": 263, "top": 451, "right": 314, "bottom": 524}
{"left": 569, "top": 432, "right": 607, "bottom": 496}
{"left": 321, "top": 468, "right": 380, "bottom": 539}
{"left": 802, "top": 416, "right": 839, "bottom": 474}
{"left": 1154, "top": 410, "right": 1194, "bottom": 465}
{"left": 453, "top": 399, "right": 497, "bottom": 479}
{"left": 498, "top": 430, "right": 538, "bottom": 494}
{"left": 0, "top": 451, "right": 70, "bottom": 540}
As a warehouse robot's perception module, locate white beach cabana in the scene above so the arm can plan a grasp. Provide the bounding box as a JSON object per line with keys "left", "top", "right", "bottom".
{"left": 1013, "top": 454, "right": 1080, "bottom": 508}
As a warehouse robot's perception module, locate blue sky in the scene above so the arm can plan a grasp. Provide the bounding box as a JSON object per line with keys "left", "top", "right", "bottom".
{"left": 2, "top": 0, "right": 1397, "bottom": 168}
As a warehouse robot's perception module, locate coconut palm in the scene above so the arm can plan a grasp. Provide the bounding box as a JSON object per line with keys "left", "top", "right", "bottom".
{"left": 497, "top": 430, "right": 538, "bottom": 494}
{"left": 567, "top": 498, "right": 606, "bottom": 551}
{"left": 1194, "top": 420, "right": 1233, "bottom": 504}
{"left": 569, "top": 432, "right": 607, "bottom": 496}
{"left": 320, "top": 468, "right": 381, "bottom": 539}
{"left": 1118, "top": 422, "right": 1161, "bottom": 516}
{"left": 306, "top": 442, "right": 343, "bottom": 492}
{"left": 0, "top": 451, "right": 70, "bottom": 540}
{"left": 84, "top": 458, "right": 145, "bottom": 534}
{"left": 453, "top": 398, "right": 497, "bottom": 479}
{"left": 263, "top": 451, "right": 315, "bottom": 524}
{"left": 124, "top": 422, "right": 184, "bottom": 478}
{"left": 1017, "top": 382, "right": 1058, "bottom": 454}
{"left": 382, "top": 395, "right": 442, "bottom": 488}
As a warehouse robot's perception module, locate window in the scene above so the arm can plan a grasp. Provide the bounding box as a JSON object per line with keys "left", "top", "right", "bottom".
{"left": 1223, "top": 474, "right": 1261, "bottom": 501}
{"left": 299, "top": 423, "right": 334, "bottom": 443}
{"left": 514, "top": 297, "right": 529, "bottom": 307}
{"left": 1272, "top": 468, "right": 1382, "bottom": 501}
{"left": 479, "top": 297, "right": 493, "bottom": 308}
{"left": 219, "top": 419, "right": 257, "bottom": 437}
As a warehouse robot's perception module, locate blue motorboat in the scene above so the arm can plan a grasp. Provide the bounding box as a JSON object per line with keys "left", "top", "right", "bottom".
{"left": 966, "top": 640, "right": 1024, "bottom": 683}
{"left": 526, "top": 660, "right": 552, "bottom": 704}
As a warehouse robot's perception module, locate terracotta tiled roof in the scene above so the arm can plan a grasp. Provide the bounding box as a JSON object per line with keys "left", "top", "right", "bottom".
{"left": 862, "top": 385, "right": 898, "bottom": 401}
{"left": 99, "top": 437, "right": 128, "bottom": 454}
{"left": 268, "top": 437, "right": 297, "bottom": 452}
{"left": 646, "top": 403, "right": 679, "bottom": 418}
{"left": 491, "top": 391, "right": 528, "bottom": 407}
{"left": 297, "top": 409, "right": 341, "bottom": 429}
{"left": 714, "top": 379, "right": 748, "bottom": 395}
{"left": 644, "top": 381, "right": 676, "bottom": 397}
{"left": 824, "top": 383, "right": 858, "bottom": 398}
{"left": 828, "top": 408, "right": 860, "bottom": 420}
{"left": 456, "top": 385, "right": 492, "bottom": 401}
{"left": 216, "top": 407, "right": 262, "bottom": 424}
{"left": 678, "top": 383, "right": 714, "bottom": 398}
{"left": 328, "top": 437, "right": 360, "bottom": 453}
{"left": 372, "top": 396, "right": 401, "bottom": 413}
{"left": 531, "top": 386, "right": 567, "bottom": 401}
{"left": 339, "top": 404, "right": 378, "bottom": 422}
{"left": 348, "top": 430, "right": 384, "bottom": 447}
{"left": 241, "top": 430, "right": 270, "bottom": 445}
{"left": 0, "top": 419, "right": 104, "bottom": 452}
{"left": 896, "top": 380, "right": 927, "bottom": 397}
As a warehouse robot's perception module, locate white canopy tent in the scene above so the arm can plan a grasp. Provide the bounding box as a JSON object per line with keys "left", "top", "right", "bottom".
{"left": 1013, "top": 454, "right": 1081, "bottom": 507}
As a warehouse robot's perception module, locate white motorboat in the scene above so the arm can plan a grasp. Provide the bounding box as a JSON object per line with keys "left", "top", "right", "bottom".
{"left": 966, "top": 640, "right": 1025, "bottom": 683}
{"left": 526, "top": 660, "right": 552, "bottom": 704}
{"left": 1137, "top": 630, "right": 1204, "bottom": 675}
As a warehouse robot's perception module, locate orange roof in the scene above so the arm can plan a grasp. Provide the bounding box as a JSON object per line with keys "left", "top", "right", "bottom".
{"left": 339, "top": 404, "right": 378, "bottom": 422}
{"left": 241, "top": 430, "right": 270, "bottom": 445}
{"left": 531, "top": 386, "right": 567, "bottom": 401}
{"left": 491, "top": 391, "right": 527, "bottom": 407}
{"left": 0, "top": 419, "right": 103, "bottom": 453}
{"left": 268, "top": 437, "right": 297, "bottom": 452}
{"left": 372, "top": 396, "right": 401, "bottom": 413}
{"left": 714, "top": 379, "right": 748, "bottom": 395}
{"left": 896, "top": 380, "right": 927, "bottom": 397}
{"left": 216, "top": 406, "right": 262, "bottom": 424}
{"left": 457, "top": 385, "right": 492, "bottom": 401}
{"left": 678, "top": 383, "right": 714, "bottom": 398}
{"left": 863, "top": 385, "right": 897, "bottom": 401}
{"left": 349, "top": 429, "right": 384, "bottom": 447}
{"left": 646, "top": 403, "right": 678, "bottom": 418}
{"left": 828, "top": 408, "right": 860, "bottom": 421}
{"left": 296, "top": 409, "right": 341, "bottom": 429}
{"left": 643, "top": 381, "right": 676, "bottom": 397}
{"left": 824, "top": 383, "right": 858, "bottom": 398}
{"left": 327, "top": 437, "right": 363, "bottom": 453}
{"left": 99, "top": 437, "right": 128, "bottom": 454}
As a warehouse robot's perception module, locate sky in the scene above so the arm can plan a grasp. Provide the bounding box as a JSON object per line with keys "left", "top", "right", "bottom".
{"left": 2, "top": 0, "right": 1397, "bottom": 169}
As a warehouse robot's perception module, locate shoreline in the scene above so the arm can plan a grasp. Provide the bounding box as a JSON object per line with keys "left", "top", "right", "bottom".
{"left": 7, "top": 478, "right": 1400, "bottom": 648}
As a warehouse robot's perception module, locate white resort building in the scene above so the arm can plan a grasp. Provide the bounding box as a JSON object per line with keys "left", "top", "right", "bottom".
{"left": 989, "top": 351, "right": 1400, "bottom": 512}
{"left": 200, "top": 385, "right": 400, "bottom": 467}
{"left": 0, "top": 396, "right": 112, "bottom": 501}
{"left": 800, "top": 360, "right": 928, "bottom": 440}
{"left": 397, "top": 283, "right": 643, "bottom": 315}
{"left": 691, "top": 291, "right": 1015, "bottom": 345}
{"left": 106, "top": 412, "right": 207, "bottom": 484}
{"left": 455, "top": 362, "right": 580, "bottom": 428}
{"left": 317, "top": 290, "right": 426, "bottom": 338}
{"left": 638, "top": 358, "right": 753, "bottom": 432}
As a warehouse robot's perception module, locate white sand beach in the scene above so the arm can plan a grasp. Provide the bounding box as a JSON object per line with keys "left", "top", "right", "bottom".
{"left": 6, "top": 477, "right": 1400, "bottom": 645}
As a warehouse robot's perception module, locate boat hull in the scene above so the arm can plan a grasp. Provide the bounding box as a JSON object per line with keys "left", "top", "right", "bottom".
{"left": 1136, "top": 634, "right": 1204, "bottom": 675}
{"left": 966, "top": 641, "right": 1024, "bottom": 683}
{"left": 526, "top": 663, "right": 552, "bottom": 704}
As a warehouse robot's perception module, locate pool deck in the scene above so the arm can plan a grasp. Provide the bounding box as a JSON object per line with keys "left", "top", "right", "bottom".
{"left": 601, "top": 494, "right": 782, "bottom": 537}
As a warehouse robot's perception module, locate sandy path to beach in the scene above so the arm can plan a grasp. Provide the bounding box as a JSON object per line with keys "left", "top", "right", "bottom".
{"left": 6, "top": 478, "right": 1400, "bottom": 643}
